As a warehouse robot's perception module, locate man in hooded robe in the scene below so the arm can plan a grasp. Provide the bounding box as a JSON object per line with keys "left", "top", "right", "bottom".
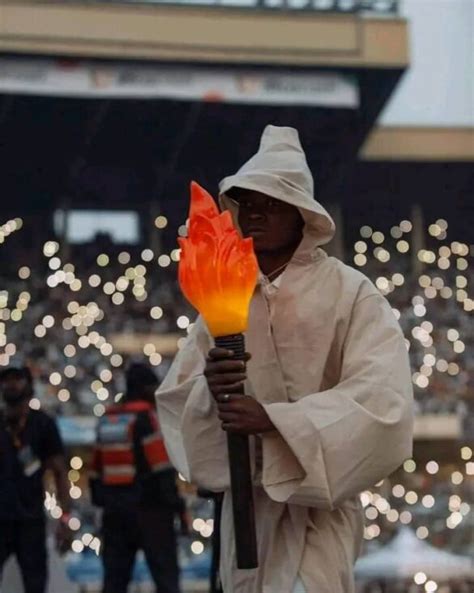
{"left": 156, "top": 125, "right": 413, "bottom": 593}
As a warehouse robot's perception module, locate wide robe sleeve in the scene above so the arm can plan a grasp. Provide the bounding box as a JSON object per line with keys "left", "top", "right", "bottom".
{"left": 155, "top": 317, "right": 230, "bottom": 491}
{"left": 261, "top": 292, "right": 414, "bottom": 510}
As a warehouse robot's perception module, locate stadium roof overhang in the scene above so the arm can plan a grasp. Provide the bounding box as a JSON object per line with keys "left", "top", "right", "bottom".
{"left": 0, "top": 1, "right": 409, "bottom": 220}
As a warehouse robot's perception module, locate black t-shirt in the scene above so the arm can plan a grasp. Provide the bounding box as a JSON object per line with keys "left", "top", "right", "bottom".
{"left": 0, "top": 409, "right": 64, "bottom": 520}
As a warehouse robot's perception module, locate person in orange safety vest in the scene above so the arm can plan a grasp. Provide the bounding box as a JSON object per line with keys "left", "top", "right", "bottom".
{"left": 90, "top": 363, "right": 186, "bottom": 593}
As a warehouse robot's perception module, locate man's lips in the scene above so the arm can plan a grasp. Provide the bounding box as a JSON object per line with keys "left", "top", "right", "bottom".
{"left": 245, "top": 227, "right": 266, "bottom": 235}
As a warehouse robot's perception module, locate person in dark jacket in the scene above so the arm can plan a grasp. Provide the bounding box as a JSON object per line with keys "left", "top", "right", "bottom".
{"left": 91, "top": 363, "right": 186, "bottom": 593}
{"left": 0, "top": 366, "right": 72, "bottom": 593}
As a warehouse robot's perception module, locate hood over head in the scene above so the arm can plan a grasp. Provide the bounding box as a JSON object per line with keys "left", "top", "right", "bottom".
{"left": 219, "top": 125, "right": 335, "bottom": 247}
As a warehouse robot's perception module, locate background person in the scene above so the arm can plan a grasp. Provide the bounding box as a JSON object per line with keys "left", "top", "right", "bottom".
{"left": 0, "top": 366, "right": 72, "bottom": 593}
{"left": 91, "top": 362, "right": 186, "bottom": 593}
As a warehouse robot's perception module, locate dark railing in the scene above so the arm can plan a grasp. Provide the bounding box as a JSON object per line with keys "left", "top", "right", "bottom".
{"left": 91, "top": 0, "right": 399, "bottom": 14}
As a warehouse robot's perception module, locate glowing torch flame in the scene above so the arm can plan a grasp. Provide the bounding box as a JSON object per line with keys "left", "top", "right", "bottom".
{"left": 178, "top": 182, "right": 258, "bottom": 337}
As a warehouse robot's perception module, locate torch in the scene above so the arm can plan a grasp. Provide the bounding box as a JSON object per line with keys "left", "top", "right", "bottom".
{"left": 178, "top": 181, "right": 259, "bottom": 569}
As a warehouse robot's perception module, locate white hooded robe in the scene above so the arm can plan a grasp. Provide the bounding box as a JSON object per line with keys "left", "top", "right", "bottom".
{"left": 156, "top": 125, "right": 414, "bottom": 593}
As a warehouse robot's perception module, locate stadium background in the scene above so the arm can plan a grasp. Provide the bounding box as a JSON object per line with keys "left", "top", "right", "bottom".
{"left": 0, "top": 0, "right": 472, "bottom": 591}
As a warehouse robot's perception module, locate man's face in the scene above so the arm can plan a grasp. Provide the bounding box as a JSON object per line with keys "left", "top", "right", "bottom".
{"left": 231, "top": 190, "right": 304, "bottom": 254}
{"left": 0, "top": 376, "right": 31, "bottom": 407}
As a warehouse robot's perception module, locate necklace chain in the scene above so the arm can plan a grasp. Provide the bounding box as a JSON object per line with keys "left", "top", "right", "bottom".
{"left": 264, "top": 259, "right": 291, "bottom": 282}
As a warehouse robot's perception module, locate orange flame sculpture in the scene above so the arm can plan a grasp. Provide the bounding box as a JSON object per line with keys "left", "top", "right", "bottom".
{"left": 178, "top": 181, "right": 259, "bottom": 569}
{"left": 178, "top": 182, "right": 258, "bottom": 337}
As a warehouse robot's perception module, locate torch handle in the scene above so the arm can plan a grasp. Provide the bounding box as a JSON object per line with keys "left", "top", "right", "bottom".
{"left": 215, "top": 334, "right": 258, "bottom": 570}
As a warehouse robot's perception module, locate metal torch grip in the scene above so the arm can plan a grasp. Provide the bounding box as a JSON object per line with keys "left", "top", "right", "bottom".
{"left": 215, "top": 333, "right": 258, "bottom": 569}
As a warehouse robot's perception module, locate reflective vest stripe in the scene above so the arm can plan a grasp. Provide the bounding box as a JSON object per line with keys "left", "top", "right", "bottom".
{"left": 150, "top": 461, "right": 174, "bottom": 473}
{"left": 103, "top": 464, "right": 136, "bottom": 485}
{"left": 142, "top": 434, "right": 169, "bottom": 468}
{"left": 100, "top": 443, "right": 131, "bottom": 451}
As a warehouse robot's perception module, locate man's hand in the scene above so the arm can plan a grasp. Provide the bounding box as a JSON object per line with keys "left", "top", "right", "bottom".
{"left": 216, "top": 393, "right": 275, "bottom": 435}
{"left": 179, "top": 509, "right": 192, "bottom": 536}
{"left": 204, "top": 348, "right": 250, "bottom": 401}
{"left": 55, "top": 520, "right": 73, "bottom": 555}
{"left": 205, "top": 348, "right": 274, "bottom": 434}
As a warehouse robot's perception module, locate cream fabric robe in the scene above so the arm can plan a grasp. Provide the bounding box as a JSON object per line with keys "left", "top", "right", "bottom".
{"left": 156, "top": 126, "right": 413, "bottom": 593}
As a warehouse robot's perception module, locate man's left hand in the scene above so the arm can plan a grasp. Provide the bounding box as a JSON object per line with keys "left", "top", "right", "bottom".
{"left": 216, "top": 394, "right": 275, "bottom": 434}
{"left": 55, "top": 521, "right": 73, "bottom": 555}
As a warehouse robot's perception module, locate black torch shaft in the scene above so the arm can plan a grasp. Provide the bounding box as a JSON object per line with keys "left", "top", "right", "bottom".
{"left": 214, "top": 333, "right": 258, "bottom": 569}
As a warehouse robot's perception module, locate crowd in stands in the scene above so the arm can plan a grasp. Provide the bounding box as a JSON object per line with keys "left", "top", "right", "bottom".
{"left": 1, "top": 233, "right": 471, "bottom": 419}
{"left": 0, "top": 240, "right": 193, "bottom": 416}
